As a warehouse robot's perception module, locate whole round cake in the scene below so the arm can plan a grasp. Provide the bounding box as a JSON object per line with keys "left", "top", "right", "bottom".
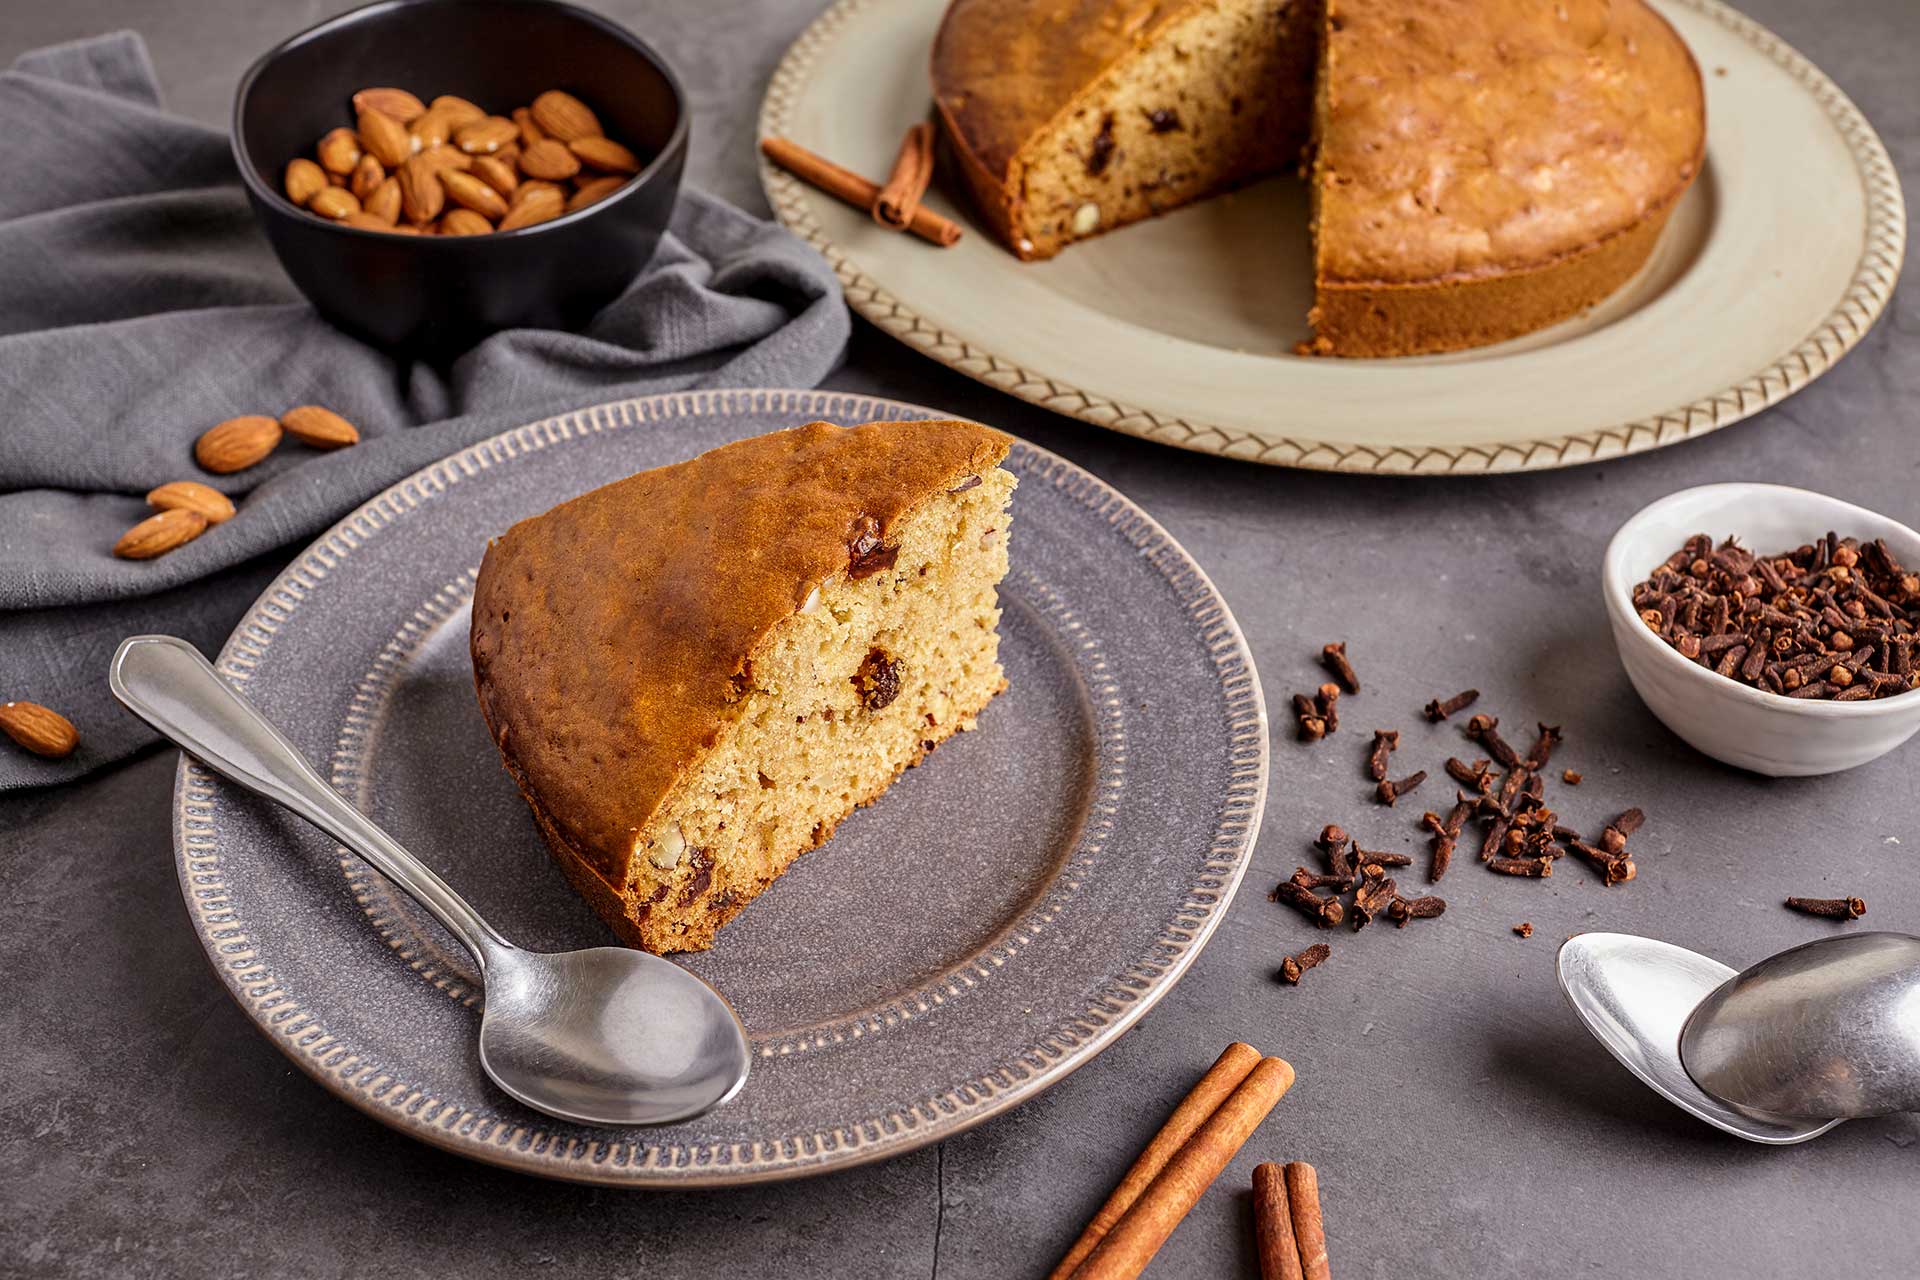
{"left": 931, "top": 0, "right": 1706, "bottom": 356}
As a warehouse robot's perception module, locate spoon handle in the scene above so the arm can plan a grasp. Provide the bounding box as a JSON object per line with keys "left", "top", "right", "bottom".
{"left": 109, "top": 634, "right": 509, "bottom": 966}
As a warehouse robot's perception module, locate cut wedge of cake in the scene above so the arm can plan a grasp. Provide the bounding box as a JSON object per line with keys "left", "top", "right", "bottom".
{"left": 470, "top": 419, "right": 1015, "bottom": 953}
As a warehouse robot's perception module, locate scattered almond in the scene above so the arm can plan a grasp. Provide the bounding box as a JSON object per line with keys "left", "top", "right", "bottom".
{"left": 316, "top": 126, "right": 362, "bottom": 175}
{"left": 499, "top": 183, "right": 565, "bottom": 230}
{"left": 284, "top": 157, "right": 327, "bottom": 206}
{"left": 512, "top": 106, "right": 545, "bottom": 147}
{"left": 309, "top": 186, "right": 361, "bottom": 220}
{"left": 280, "top": 406, "right": 360, "bottom": 450}
{"left": 114, "top": 508, "right": 209, "bottom": 560}
{"left": 472, "top": 155, "right": 518, "bottom": 198}
{"left": 195, "top": 416, "right": 281, "bottom": 473}
{"left": 0, "top": 702, "right": 79, "bottom": 759}
{"left": 364, "top": 177, "right": 403, "bottom": 225}
{"left": 352, "top": 87, "right": 426, "bottom": 123}
{"left": 358, "top": 107, "right": 413, "bottom": 168}
{"left": 518, "top": 138, "right": 580, "bottom": 181}
{"left": 568, "top": 135, "right": 640, "bottom": 175}
{"left": 567, "top": 175, "right": 627, "bottom": 212}
{"left": 349, "top": 153, "right": 386, "bottom": 200}
{"left": 455, "top": 116, "right": 517, "bottom": 155}
{"left": 530, "top": 90, "right": 600, "bottom": 142}
{"left": 441, "top": 170, "right": 509, "bottom": 220}
{"left": 431, "top": 94, "right": 487, "bottom": 124}
{"left": 147, "top": 481, "right": 235, "bottom": 524}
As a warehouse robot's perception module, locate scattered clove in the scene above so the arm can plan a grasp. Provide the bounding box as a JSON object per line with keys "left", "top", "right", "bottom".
{"left": 1352, "top": 875, "right": 1397, "bottom": 929}
{"left": 1423, "top": 689, "right": 1480, "bottom": 721}
{"left": 1465, "top": 713, "right": 1521, "bottom": 769}
{"left": 1513, "top": 922, "right": 1534, "bottom": 938}
{"left": 1321, "top": 641, "right": 1360, "bottom": 693}
{"left": 1280, "top": 941, "right": 1332, "bottom": 984}
{"left": 1488, "top": 855, "right": 1553, "bottom": 877}
{"left": 1561, "top": 769, "right": 1582, "bottom": 785}
{"left": 1352, "top": 846, "right": 1413, "bottom": 869}
{"left": 1292, "top": 693, "right": 1327, "bottom": 741}
{"left": 1277, "top": 880, "right": 1345, "bottom": 928}
{"left": 1785, "top": 895, "right": 1867, "bottom": 921}
{"left": 1388, "top": 894, "right": 1446, "bottom": 926}
{"left": 1316, "top": 682, "right": 1342, "bottom": 735}
{"left": 1523, "top": 723, "right": 1563, "bottom": 771}
{"left": 1376, "top": 770, "right": 1426, "bottom": 807}
{"left": 1368, "top": 729, "right": 1400, "bottom": 781}
{"left": 1291, "top": 867, "right": 1356, "bottom": 893}
{"left": 1568, "top": 841, "right": 1636, "bottom": 885}
{"left": 1445, "top": 756, "right": 1496, "bottom": 793}
{"left": 1600, "top": 807, "right": 1645, "bottom": 855}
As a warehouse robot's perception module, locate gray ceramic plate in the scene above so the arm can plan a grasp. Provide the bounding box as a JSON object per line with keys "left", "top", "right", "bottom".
{"left": 171, "top": 388, "right": 1268, "bottom": 1186}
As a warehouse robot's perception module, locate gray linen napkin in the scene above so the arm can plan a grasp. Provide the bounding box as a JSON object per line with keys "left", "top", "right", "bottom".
{"left": 0, "top": 32, "right": 850, "bottom": 788}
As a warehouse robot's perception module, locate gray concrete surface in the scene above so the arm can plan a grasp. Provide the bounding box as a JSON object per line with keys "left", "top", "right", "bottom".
{"left": 3, "top": 1, "right": 1917, "bottom": 1276}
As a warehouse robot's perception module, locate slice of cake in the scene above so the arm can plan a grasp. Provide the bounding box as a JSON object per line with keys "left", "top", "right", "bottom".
{"left": 470, "top": 419, "right": 1015, "bottom": 953}
{"left": 932, "top": 0, "right": 1319, "bottom": 261}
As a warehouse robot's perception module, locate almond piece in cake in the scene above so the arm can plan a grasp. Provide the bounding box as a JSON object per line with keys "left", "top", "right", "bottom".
{"left": 469, "top": 419, "right": 1015, "bottom": 953}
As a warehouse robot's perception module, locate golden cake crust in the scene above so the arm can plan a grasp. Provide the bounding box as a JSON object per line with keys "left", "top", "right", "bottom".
{"left": 469, "top": 419, "right": 1012, "bottom": 904}
{"left": 932, "top": 0, "right": 1209, "bottom": 258}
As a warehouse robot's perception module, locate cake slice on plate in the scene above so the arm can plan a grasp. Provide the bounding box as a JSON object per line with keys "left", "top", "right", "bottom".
{"left": 470, "top": 419, "right": 1015, "bottom": 953}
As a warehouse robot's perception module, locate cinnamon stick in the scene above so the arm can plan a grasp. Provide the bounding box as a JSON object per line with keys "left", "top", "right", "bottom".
{"left": 873, "top": 122, "right": 936, "bottom": 230}
{"left": 1253, "top": 1163, "right": 1304, "bottom": 1280}
{"left": 1285, "top": 1162, "right": 1330, "bottom": 1280}
{"left": 1048, "top": 1043, "right": 1261, "bottom": 1280}
{"left": 1068, "top": 1056, "right": 1296, "bottom": 1280}
{"left": 760, "top": 134, "right": 962, "bottom": 246}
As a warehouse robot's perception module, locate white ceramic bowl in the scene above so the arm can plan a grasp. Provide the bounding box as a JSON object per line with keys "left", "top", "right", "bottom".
{"left": 1603, "top": 483, "right": 1920, "bottom": 776}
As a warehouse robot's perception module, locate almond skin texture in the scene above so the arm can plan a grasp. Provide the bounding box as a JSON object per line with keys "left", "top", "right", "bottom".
{"left": 530, "top": 90, "right": 600, "bottom": 142}
{"left": 398, "top": 155, "right": 447, "bottom": 223}
{"left": 316, "top": 127, "right": 362, "bottom": 175}
{"left": 439, "top": 208, "right": 494, "bottom": 236}
{"left": 349, "top": 153, "right": 386, "bottom": 200}
{"left": 280, "top": 406, "right": 360, "bottom": 449}
{"left": 0, "top": 702, "right": 79, "bottom": 759}
{"left": 472, "top": 155, "right": 518, "bottom": 198}
{"left": 114, "top": 508, "right": 208, "bottom": 560}
{"left": 195, "top": 416, "right": 281, "bottom": 473}
{"left": 498, "top": 184, "right": 564, "bottom": 230}
{"left": 309, "top": 187, "right": 361, "bottom": 220}
{"left": 441, "top": 170, "right": 509, "bottom": 220}
{"left": 357, "top": 108, "right": 412, "bottom": 168}
{"left": 352, "top": 87, "right": 426, "bottom": 123}
{"left": 517, "top": 138, "right": 580, "bottom": 181}
{"left": 364, "top": 177, "right": 403, "bottom": 225}
{"left": 284, "top": 157, "right": 327, "bottom": 206}
{"left": 455, "top": 116, "right": 517, "bottom": 155}
{"left": 568, "top": 136, "right": 640, "bottom": 175}
{"left": 409, "top": 108, "right": 453, "bottom": 151}
{"left": 567, "top": 175, "right": 626, "bottom": 212}
{"left": 430, "top": 94, "right": 487, "bottom": 124}
{"left": 147, "top": 481, "right": 235, "bottom": 523}
{"left": 512, "top": 106, "right": 545, "bottom": 147}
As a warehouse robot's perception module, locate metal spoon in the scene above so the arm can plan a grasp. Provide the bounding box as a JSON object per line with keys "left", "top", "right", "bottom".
{"left": 110, "top": 634, "right": 750, "bottom": 1127}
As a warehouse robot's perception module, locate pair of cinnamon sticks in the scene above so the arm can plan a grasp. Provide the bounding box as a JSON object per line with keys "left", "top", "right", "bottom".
{"left": 761, "top": 125, "right": 962, "bottom": 247}
{"left": 1254, "top": 1161, "right": 1331, "bottom": 1280}
{"left": 1048, "top": 1043, "right": 1296, "bottom": 1280}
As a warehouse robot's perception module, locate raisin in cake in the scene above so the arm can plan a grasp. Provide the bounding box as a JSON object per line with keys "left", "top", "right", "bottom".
{"left": 470, "top": 419, "right": 1015, "bottom": 953}
{"left": 931, "top": 0, "right": 1704, "bottom": 356}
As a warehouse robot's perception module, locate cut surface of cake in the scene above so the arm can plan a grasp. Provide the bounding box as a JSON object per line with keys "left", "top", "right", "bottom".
{"left": 470, "top": 419, "right": 1015, "bottom": 953}
{"left": 931, "top": 0, "right": 1705, "bottom": 356}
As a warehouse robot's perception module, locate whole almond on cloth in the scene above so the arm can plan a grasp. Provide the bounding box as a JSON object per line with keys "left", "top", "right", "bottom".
{"left": 358, "top": 107, "right": 413, "bottom": 168}
{"left": 352, "top": 86, "right": 426, "bottom": 123}
{"left": 568, "top": 136, "right": 641, "bottom": 175}
{"left": 195, "top": 416, "right": 281, "bottom": 473}
{"left": 364, "top": 176, "right": 403, "bottom": 225}
{"left": 317, "top": 126, "right": 362, "bottom": 175}
{"left": 567, "top": 175, "right": 627, "bottom": 212}
{"left": 147, "top": 481, "right": 235, "bottom": 524}
{"left": 114, "top": 508, "right": 208, "bottom": 560}
{"left": 439, "top": 208, "right": 494, "bottom": 236}
{"left": 0, "top": 702, "right": 79, "bottom": 759}
{"left": 280, "top": 406, "right": 360, "bottom": 450}
{"left": 431, "top": 94, "right": 487, "bottom": 124}
{"left": 455, "top": 116, "right": 518, "bottom": 155}
{"left": 350, "top": 153, "right": 386, "bottom": 200}
{"left": 399, "top": 155, "right": 447, "bottom": 223}
{"left": 518, "top": 138, "right": 580, "bottom": 181}
{"left": 499, "top": 183, "right": 564, "bottom": 231}
{"left": 284, "top": 157, "right": 327, "bottom": 206}
{"left": 309, "top": 187, "right": 361, "bottom": 220}
{"left": 512, "top": 106, "right": 545, "bottom": 147}
{"left": 472, "top": 154, "right": 518, "bottom": 198}
{"left": 530, "top": 90, "right": 600, "bottom": 142}
{"left": 441, "top": 170, "right": 509, "bottom": 220}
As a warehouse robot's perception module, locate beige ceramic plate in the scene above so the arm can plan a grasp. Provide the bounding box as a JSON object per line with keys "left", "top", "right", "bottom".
{"left": 759, "top": 0, "right": 1903, "bottom": 473}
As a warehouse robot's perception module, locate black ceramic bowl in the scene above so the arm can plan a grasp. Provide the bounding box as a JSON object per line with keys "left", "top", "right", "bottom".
{"left": 234, "top": 0, "right": 687, "bottom": 356}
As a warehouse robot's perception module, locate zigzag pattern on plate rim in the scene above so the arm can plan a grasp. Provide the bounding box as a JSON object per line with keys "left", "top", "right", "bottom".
{"left": 756, "top": 0, "right": 1905, "bottom": 474}
{"left": 172, "top": 387, "right": 1268, "bottom": 1185}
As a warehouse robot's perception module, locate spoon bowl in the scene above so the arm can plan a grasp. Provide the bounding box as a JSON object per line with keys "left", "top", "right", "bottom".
{"left": 109, "top": 634, "right": 750, "bottom": 1128}
{"left": 1680, "top": 931, "right": 1920, "bottom": 1120}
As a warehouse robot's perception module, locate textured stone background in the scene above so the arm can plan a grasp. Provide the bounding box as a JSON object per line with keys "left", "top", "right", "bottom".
{"left": 3, "top": 1, "right": 1916, "bottom": 1276}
